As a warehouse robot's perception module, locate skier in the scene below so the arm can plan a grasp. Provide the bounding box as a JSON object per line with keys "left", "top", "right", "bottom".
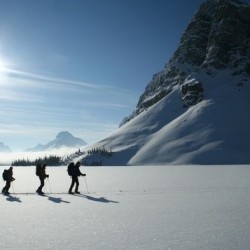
{"left": 68, "top": 161, "right": 86, "bottom": 194}
{"left": 36, "top": 163, "right": 49, "bottom": 195}
{"left": 2, "top": 166, "right": 15, "bottom": 195}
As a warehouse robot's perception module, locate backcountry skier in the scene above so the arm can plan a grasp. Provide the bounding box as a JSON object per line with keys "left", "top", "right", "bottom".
{"left": 36, "top": 163, "right": 49, "bottom": 195}
{"left": 2, "top": 166, "right": 15, "bottom": 195}
{"left": 68, "top": 161, "right": 86, "bottom": 194}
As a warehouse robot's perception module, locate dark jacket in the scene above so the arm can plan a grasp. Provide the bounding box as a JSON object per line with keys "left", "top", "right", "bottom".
{"left": 37, "top": 165, "right": 49, "bottom": 179}
{"left": 72, "top": 162, "right": 84, "bottom": 177}
{"left": 6, "top": 168, "right": 15, "bottom": 182}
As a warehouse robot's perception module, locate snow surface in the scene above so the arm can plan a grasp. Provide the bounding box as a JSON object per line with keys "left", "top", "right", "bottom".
{"left": 79, "top": 68, "right": 250, "bottom": 165}
{"left": 1, "top": 165, "right": 250, "bottom": 249}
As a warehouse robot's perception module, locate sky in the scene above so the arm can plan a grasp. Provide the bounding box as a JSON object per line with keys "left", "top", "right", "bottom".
{"left": 0, "top": 0, "right": 205, "bottom": 151}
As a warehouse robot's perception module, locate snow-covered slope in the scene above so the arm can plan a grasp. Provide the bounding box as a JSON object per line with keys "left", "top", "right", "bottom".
{"left": 129, "top": 71, "right": 250, "bottom": 165}
{"left": 70, "top": 0, "right": 250, "bottom": 165}
{"left": 26, "top": 131, "right": 87, "bottom": 152}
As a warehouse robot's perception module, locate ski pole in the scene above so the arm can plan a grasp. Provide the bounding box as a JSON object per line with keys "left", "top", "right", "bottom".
{"left": 11, "top": 181, "right": 16, "bottom": 196}
{"left": 44, "top": 178, "right": 48, "bottom": 193}
{"left": 47, "top": 178, "right": 52, "bottom": 194}
{"left": 84, "top": 176, "right": 89, "bottom": 194}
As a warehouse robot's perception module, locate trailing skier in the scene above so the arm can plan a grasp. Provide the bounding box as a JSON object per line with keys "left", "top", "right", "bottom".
{"left": 2, "top": 166, "right": 15, "bottom": 195}
{"left": 68, "top": 161, "right": 86, "bottom": 194}
{"left": 67, "top": 162, "right": 74, "bottom": 176}
{"left": 36, "top": 163, "right": 49, "bottom": 195}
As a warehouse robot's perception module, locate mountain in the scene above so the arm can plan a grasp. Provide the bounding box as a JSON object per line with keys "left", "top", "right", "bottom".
{"left": 69, "top": 0, "right": 250, "bottom": 165}
{"left": 26, "top": 131, "right": 87, "bottom": 152}
{"left": 0, "top": 142, "right": 12, "bottom": 153}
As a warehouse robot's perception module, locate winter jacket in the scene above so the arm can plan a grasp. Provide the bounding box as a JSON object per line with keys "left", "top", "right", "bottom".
{"left": 72, "top": 163, "right": 84, "bottom": 177}
{"left": 37, "top": 166, "right": 49, "bottom": 179}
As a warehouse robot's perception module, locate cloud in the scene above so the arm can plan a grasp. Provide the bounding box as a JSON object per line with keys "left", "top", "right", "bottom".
{"left": 0, "top": 88, "right": 44, "bottom": 102}
{"left": 79, "top": 101, "right": 130, "bottom": 109}
{"left": 2, "top": 67, "right": 129, "bottom": 93}
{"left": 0, "top": 67, "right": 138, "bottom": 109}
{"left": 0, "top": 119, "right": 119, "bottom": 150}
{"left": 0, "top": 67, "right": 136, "bottom": 152}
{"left": 0, "top": 120, "right": 118, "bottom": 137}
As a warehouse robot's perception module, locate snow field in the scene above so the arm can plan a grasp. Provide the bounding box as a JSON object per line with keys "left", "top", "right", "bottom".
{"left": 1, "top": 165, "right": 250, "bottom": 249}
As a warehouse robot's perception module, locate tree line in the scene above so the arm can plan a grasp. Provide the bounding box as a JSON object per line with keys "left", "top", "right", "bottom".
{"left": 87, "top": 147, "right": 112, "bottom": 157}
{"left": 12, "top": 155, "right": 61, "bottom": 166}
{"left": 11, "top": 147, "right": 113, "bottom": 166}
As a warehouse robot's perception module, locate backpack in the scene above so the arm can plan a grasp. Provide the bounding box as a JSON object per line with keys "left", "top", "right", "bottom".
{"left": 2, "top": 169, "right": 8, "bottom": 181}
{"left": 67, "top": 163, "right": 74, "bottom": 176}
{"left": 36, "top": 164, "right": 42, "bottom": 176}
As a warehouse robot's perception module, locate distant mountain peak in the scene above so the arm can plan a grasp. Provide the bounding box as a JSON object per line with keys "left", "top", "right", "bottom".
{"left": 26, "top": 131, "right": 87, "bottom": 152}
{"left": 56, "top": 131, "right": 73, "bottom": 139}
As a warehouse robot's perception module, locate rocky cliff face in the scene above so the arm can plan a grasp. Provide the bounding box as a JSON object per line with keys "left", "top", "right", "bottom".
{"left": 120, "top": 0, "right": 250, "bottom": 126}
{"left": 71, "top": 0, "right": 250, "bottom": 165}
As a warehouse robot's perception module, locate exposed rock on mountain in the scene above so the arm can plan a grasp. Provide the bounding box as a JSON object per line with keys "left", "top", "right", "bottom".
{"left": 121, "top": 0, "right": 250, "bottom": 126}
{"left": 72, "top": 0, "right": 250, "bottom": 165}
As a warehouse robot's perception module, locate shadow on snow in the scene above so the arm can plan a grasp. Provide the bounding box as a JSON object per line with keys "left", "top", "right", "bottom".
{"left": 80, "top": 194, "right": 119, "bottom": 204}
{"left": 3, "top": 193, "right": 118, "bottom": 204}
{"left": 42, "top": 194, "right": 70, "bottom": 204}
{"left": 5, "top": 194, "right": 22, "bottom": 203}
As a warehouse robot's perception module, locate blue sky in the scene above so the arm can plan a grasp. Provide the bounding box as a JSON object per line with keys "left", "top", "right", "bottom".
{"left": 0, "top": 0, "right": 204, "bottom": 151}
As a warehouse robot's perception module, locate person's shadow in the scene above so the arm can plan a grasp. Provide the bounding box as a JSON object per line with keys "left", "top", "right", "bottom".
{"left": 46, "top": 195, "right": 70, "bottom": 204}
{"left": 6, "top": 194, "right": 22, "bottom": 203}
{"left": 38, "top": 194, "right": 70, "bottom": 204}
{"left": 81, "top": 195, "right": 119, "bottom": 204}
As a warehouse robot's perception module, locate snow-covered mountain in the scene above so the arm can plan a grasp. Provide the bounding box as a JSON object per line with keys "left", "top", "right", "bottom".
{"left": 26, "top": 131, "right": 87, "bottom": 152}
{"left": 70, "top": 0, "right": 250, "bottom": 165}
{"left": 0, "top": 142, "right": 12, "bottom": 153}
